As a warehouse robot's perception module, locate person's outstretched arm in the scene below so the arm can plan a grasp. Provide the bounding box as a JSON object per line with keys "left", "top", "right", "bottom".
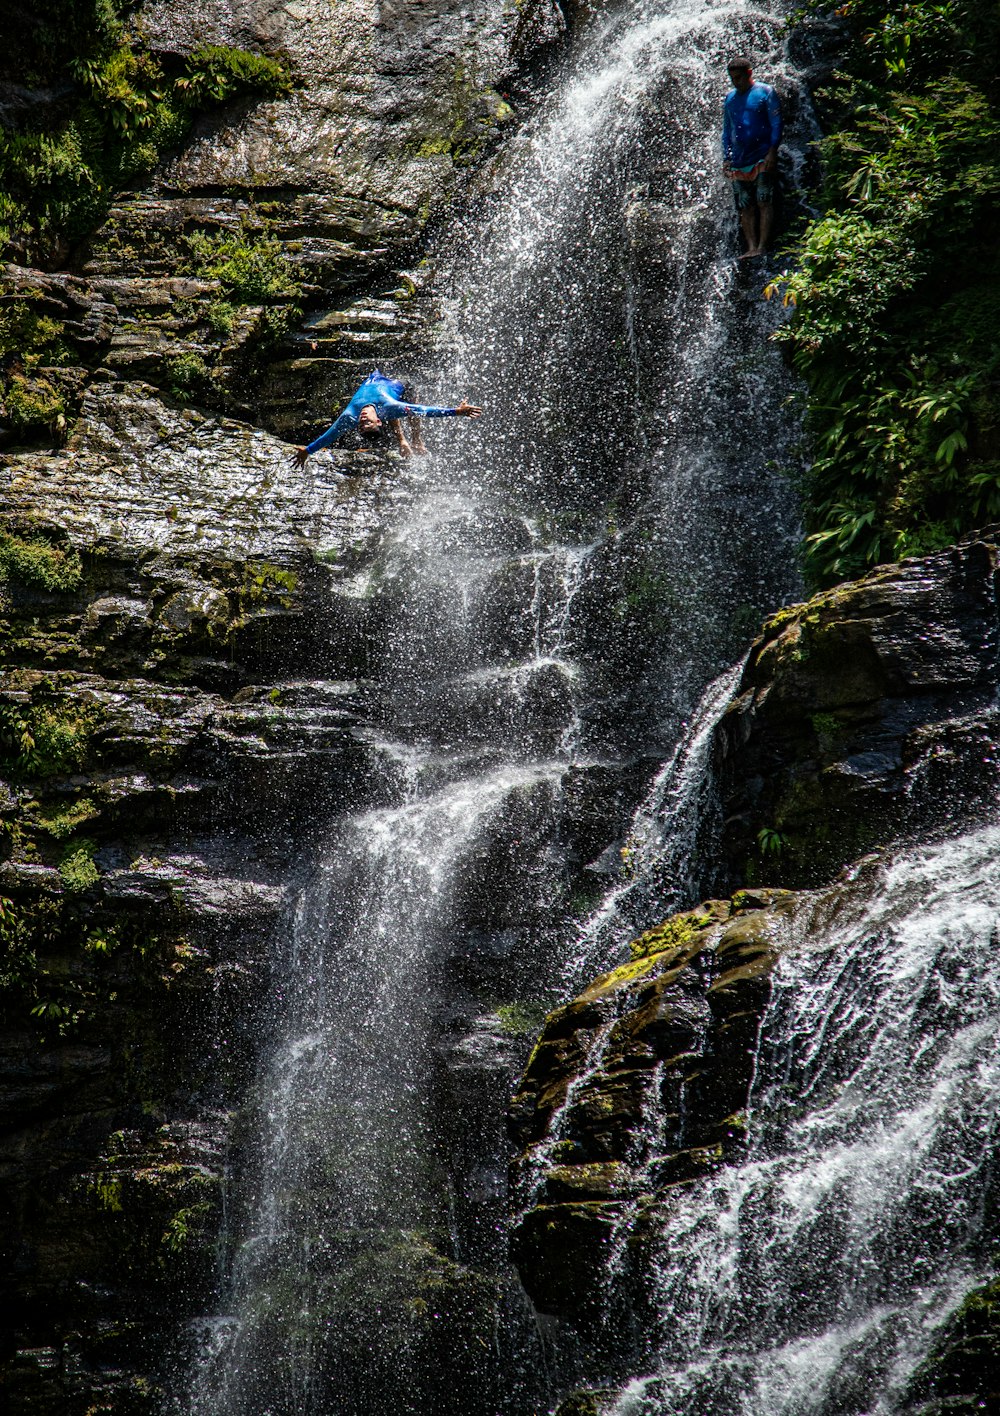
{"left": 381, "top": 396, "right": 482, "bottom": 420}
{"left": 290, "top": 408, "right": 357, "bottom": 467}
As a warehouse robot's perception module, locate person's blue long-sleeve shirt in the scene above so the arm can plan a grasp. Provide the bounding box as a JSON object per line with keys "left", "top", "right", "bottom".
{"left": 722, "top": 82, "right": 782, "bottom": 169}
{"left": 305, "top": 370, "right": 459, "bottom": 453}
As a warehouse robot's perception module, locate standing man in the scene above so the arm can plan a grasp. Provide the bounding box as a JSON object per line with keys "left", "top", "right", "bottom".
{"left": 721, "top": 57, "right": 783, "bottom": 259}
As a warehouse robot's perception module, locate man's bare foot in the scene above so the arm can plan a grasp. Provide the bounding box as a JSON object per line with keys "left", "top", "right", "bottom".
{"left": 397, "top": 438, "right": 414, "bottom": 458}
{"left": 740, "top": 248, "right": 763, "bottom": 260}
{"left": 412, "top": 440, "right": 429, "bottom": 456}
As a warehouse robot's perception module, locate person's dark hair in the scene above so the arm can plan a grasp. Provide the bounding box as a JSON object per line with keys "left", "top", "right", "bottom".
{"left": 727, "top": 56, "right": 752, "bottom": 73}
{"left": 358, "top": 422, "right": 382, "bottom": 442}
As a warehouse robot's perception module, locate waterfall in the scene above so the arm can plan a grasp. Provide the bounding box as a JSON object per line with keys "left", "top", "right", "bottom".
{"left": 178, "top": 0, "right": 805, "bottom": 1409}
{"left": 611, "top": 825, "right": 1000, "bottom": 1416}
{"left": 564, "top": 657, "right": 746, "bottom": 988}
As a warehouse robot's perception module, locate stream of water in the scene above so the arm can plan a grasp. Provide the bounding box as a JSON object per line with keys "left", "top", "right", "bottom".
{"left": 179, "top": 0, "right": 804, "bottom": 1410}
{"left": 612, "top": 826, "right": 1000, "bottom": 1416}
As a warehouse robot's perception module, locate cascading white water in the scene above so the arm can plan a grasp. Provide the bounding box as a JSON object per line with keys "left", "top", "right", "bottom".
{"left": 179, "top": 0, "right": 805, "bottom": 1409}
{"left": 564, "top": 658, "right": 746, "bottom": 988}
{"left": 187, "top": 766, "right": 564, "bottom": 1415}
{"left": 611, "top": 825, "right": 1000, "bottom": 1416}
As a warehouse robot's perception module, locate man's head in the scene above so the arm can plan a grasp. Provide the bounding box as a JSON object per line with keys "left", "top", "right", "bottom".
{"left": 357, "top": 404, "right": 383, "bottom": 435}
{"left": 727, "top": 58, "right": 753, "bottom": 92}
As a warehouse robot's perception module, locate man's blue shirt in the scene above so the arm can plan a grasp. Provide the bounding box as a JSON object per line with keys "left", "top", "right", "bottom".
{"left": 306, "top": 370, "right": 458, "bottom": 453}
{"left": 722, "top": 82, "right": 782, "bottom": 169}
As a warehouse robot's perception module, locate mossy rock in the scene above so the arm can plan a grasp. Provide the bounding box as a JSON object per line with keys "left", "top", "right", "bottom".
{"left": 904, "top": 1277, "right": 1000, "bottom": 1412}
{"left": 554, "top": 1389, "right": 615, "bottom": 1416}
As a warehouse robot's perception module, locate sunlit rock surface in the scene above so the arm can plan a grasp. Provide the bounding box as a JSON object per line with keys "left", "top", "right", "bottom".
{"left": 510, "top": 542, "right": 1000, "bottom": 1400}
{"left": 509, "top": 889, "right": 794, "bottom": 1327}
{"left": 712, "top": 536, "right": 1000, "bottom": 890}
{"left": 0, "top": 0, "right": 560, "bottom": 1409}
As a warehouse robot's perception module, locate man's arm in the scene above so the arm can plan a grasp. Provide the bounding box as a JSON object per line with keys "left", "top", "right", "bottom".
{"left": 392, "top": 420, "right": 414, "bottom": 457}
{"left": 290, "top": 409, "right": 357, "bottom": 466}
{"left": 306, "top": 409, "right": 356, "bottom": 452}
{"left": 382, "top": 397, "right": 482, "bottom": 420}
{"left": 766, "top": 88, "right": 782, "bottom": 167}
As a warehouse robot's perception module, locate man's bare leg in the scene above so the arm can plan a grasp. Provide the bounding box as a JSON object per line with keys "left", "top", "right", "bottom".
{"left": 407, "top": 414, "right": 428, "bottom": 455}
{"left": 739, "top": 203, "right": 760, "bottom": 257}
{"left": 393, "top": 420, "right": 413, "bottom": 457}
{"left": 757, "top": 199, "right": 774, "bottom": 253}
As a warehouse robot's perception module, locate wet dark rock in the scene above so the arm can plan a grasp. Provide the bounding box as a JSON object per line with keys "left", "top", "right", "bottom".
{"left": 902, "top": 1276, "right": 1000, "bottom": 1415}
{"left": 1, "top": 0, "right": 565, "bottom": 1405}
{"left": 0, "top": 510, "right": 381, "bottom": 1413}
{"left": 509, "top": 891, "right": 796, "bottom": 1326}
{"left": 553, "top": 1391, "right": 617, "bottom": 1416}
{"left": 712, "top": 537, "right": 1000, "bottom": 890}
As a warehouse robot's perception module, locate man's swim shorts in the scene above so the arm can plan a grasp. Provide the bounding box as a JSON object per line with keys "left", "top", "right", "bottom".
{"left": 728, "top": 159, "right": 774, "bottom": 209}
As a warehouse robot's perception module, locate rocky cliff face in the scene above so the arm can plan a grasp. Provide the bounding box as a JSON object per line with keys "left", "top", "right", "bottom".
{"left": 0, "top": 1, "right": 561, "bottom": 1410}
{"left": 509, "top": 537, "right": 1000, "bottom": 1408}
{"left": 509, "top": 888, "right": 794, "bottom": 1329}
{"left": 713, "top": 535, "right": 1000, "bottom": 891}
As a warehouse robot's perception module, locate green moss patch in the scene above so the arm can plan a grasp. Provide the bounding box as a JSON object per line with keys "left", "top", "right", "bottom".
{"left": 0, "top": 530, "right": 83, "bottom": 593}
{"left": 629, "top": 907, "right": 722, "bottom": 961}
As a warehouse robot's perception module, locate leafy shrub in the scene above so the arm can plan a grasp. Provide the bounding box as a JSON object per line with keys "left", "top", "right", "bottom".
{"left": 0, "top": 700, "right": 99, "bottom": 777}
{"left": 1, "top": 375, "right": 67, "bottom": 436}
{"left": 183, "top": 227, "right": 300, "bottom": 302}
{"left": 772, "top": 1, "right": 1000, "bottom": 585}
{"left": 166, "top": 351, "right": 210, "bottom": 403}
{"left": 0, "top": 531, "right": 83, "bottom": 591}
{"left": 58, "top": 836, "right": 100, "bottom": 892}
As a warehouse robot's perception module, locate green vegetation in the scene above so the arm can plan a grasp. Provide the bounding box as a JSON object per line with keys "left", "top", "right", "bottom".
{"left": 165, "top": 351, "right": 210, "bottom": 403}
{"left": 0, "top": 1, "right": 293, "bottom": 259}
{"left": 58, "top": 836, "right": 100, "bottom": 892}
{"left": 36, "top": 796, "right": 99, "bottom": 839}
{"left": 0, "top": 698, "right": 99, "bottom": 777}
{"left": 176, "top": 225, "right": 304, "bottom": 368}
{"left": 183, "top": 227, "right": 300, "bottom": 303}
{"left": 772, "top": 0, "right": 1000, "bottom": 585}
{"left": 756, "top": 825, "right": 790, "bottom": 858}
{"left": 0, "top": 295, "right": 75, "bottom": 362}
{"left": 494, "top": 1001, "right": 549, "bottom": 1036}
{"left": 240, "top": 560, "right": 298, "bottom": 610}
{"left": 629, "top": 909, "right": 718, "bottom": 961}
{"left": 0, "top": 530, "right": 83, "bottom": 593}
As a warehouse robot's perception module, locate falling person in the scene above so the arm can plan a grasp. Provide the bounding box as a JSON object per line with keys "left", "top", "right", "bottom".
{"left": 290, "top": 369, "right": 482, "bottom": 466}
{"left": 721, "top": 57, "right": 783, "bottom": 259}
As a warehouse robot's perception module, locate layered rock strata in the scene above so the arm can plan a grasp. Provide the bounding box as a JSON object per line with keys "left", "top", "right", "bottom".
{"left": 510, "top": 538, "right": 1000, "bottom": 1398}
{"left": 0, "top": 1, "right": 564, "bottom": 1409}
{"left": 509, "top": 888, "right": 796, "bottom": 1326}
{"left": 713, "top": 535, "right": 1000, "bottom": 890}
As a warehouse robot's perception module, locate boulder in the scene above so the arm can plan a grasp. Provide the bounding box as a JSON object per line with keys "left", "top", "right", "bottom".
{"left": 712, "top": 537, "right": 1000, "bottom": 890}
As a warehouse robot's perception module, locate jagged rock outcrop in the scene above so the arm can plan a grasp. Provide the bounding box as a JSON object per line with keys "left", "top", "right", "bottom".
{"left": 0, "top": 508, "right": 385, "bottom": 1410}
{"left": 902, "top": 1277, "right": 1000, "bottom": 1415}
{"left": 2, "top": 0, "right": 564, "bottom": 447}
{"left": 509, "top": 889, "right": 796, "bottom": 1326}
{"left": 510, "top": 536, "right": 1000, "bottom": 1347}
{"left": 713, "top": 535, "right": 1000, "bottom": 890}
